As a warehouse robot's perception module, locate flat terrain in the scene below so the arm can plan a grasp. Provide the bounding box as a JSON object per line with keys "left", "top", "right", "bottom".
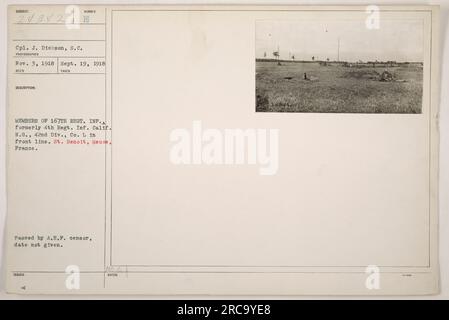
{"left": 256, "top": 61, "right": 423, "bottom": 113}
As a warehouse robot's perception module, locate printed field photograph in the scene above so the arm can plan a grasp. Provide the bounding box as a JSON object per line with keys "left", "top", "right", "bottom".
{"left": 256, "top": 19, "right": 424, "bottom": 113}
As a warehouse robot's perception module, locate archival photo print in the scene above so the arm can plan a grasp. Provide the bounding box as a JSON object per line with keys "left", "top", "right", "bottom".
{"left": 255, "top": 19, "right": 424, "bottom": 113}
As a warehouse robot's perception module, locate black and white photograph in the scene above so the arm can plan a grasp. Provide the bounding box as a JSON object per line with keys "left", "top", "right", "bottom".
{"left": 256, "top": 19, "right": 424, "bottom": 113}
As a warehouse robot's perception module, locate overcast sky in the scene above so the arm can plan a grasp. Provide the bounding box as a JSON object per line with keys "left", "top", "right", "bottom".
{"left": 256, "top": 19, "right": 423, "bottom": 62}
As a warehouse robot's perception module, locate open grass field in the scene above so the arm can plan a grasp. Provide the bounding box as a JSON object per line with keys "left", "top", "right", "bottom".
{"left": 256, "top": 61, "right": 423, "bottom": 113}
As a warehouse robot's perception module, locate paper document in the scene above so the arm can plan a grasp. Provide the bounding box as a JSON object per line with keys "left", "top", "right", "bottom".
{"left": 5, "top": 5, "right": 440, "bottom": 295}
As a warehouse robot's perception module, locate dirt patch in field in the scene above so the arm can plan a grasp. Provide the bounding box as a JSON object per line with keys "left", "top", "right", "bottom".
{"left": 379, "top": 70, "right": 395, "bottom": 81}
{"left": 340, "top": 70, "right": 380, "bottom": 80}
